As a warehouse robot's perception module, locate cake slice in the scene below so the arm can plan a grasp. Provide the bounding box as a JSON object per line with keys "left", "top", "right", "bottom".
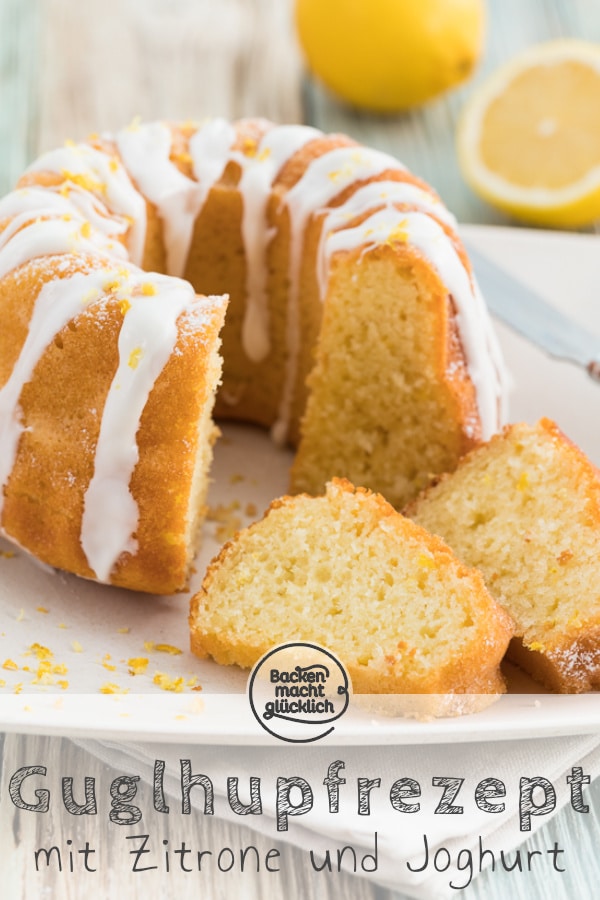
{"left": 407, "top": 418, "right": 600, "bottom": 692}
{"left": 190, "top": 479, "right": 512, "bottom": 712}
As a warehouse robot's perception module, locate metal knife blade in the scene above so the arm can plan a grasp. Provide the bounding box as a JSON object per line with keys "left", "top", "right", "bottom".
{"left": 463, "top": 240, "right": 600, "bottom": 382}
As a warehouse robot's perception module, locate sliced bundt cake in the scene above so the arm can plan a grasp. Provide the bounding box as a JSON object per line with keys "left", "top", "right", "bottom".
{"left": 0, "top": 118, "right": 507, "bottom": 591}
{"left": 408, "top": 418, "right": 600, "bottom": 692}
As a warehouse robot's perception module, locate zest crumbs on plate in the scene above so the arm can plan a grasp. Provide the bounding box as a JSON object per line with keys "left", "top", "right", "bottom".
{"left": 99, "top": 683, "right": 129, "bottom": 695}
{"left": 143, "top": 641, "right": 183, "bottom": 655}
{"left": 0, "top": 626, "right": 201, "bottom": 696}
{"left": 153, "top": 672, "right": 185, "bottom": 693}
{"left": 128, "top": 657, "right": 149, "bottom": 675}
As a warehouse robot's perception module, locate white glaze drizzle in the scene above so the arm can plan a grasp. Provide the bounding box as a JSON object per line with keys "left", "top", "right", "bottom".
{"left": 0, "top": 211, "right": 127, "bottom": 280}
{"left": 80, "top": 270, "right": 199, "bottom": 583}
{"left": 113, "top": 120, "right": 239, "bottom": 280}
{"left": 272, "top": 146, "right": 404, "bottom": 445}
{"left": 0, "top": 271, "right": 106, "bottom": 521}
{"left": 229, "top": 124, "right": 321, "bottom": 363}
{"left": 26, "top": 143, "right": 146, "bottom": 264}
{"left": 116, "top": 122, "right": 206, "bottom": 278}
{"left": 321, "top": 207, "right": 507, "bottom": 439}
{"left": 0, "top": 249, "right": 224, "bottom": 581}
{"left": 189, "top": 118, "right": 237, "bottom": 213}
{"left": 0, "top": 126, "right": 233, "bottom": 585}
{"left": 0, "top": 188, "right": 74, "bottom": 220}
{"left": 316, "top": 179, "right": 456, "bottom": 297}
{"left": 0, "top": 186, "right": 129, "bottom": 239}
{"left": 115, "top": 120, "right": 320, "bottom": 364}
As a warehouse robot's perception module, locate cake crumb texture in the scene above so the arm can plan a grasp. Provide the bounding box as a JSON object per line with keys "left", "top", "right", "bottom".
{"left": 408, "top": 418, "right": 600, "bottom": 692}
{"left": 190, "top": 478, "right": 512, "bottom": 707}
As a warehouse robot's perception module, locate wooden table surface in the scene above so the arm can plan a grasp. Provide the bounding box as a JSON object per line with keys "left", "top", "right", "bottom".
{"left": 1, "top": 1, "right": 600, "bottom": 897}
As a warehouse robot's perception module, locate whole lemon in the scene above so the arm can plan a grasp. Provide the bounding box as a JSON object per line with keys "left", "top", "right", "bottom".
{"left": 295, "top": 0, "right": 486, "bottom": 113}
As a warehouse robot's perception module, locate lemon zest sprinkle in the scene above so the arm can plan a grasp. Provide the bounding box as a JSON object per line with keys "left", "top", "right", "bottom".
{"left": 153, "top": 672, "right": 185, "bottom": 693}
{"left": 242, "top": 137, "right": 258, "bottom": 158}
{"left": 28, "top": 643, "right": 53, "bottom": 660}
{"left": 99, "top": 683, "right": 128, "bottom": 695}
{"left": 128, "top": 657, "right": 149, "bottom": 675}
{"left": 154, "top": 644, "right": 183, "bottom": 656}
{"left": 128, "top": 347, "right": 143, "bottom": 369}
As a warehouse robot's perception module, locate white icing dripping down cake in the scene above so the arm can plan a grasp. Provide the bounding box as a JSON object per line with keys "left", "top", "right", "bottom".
{"left": 0, "top": 118, "right": 508, "bottom": 592}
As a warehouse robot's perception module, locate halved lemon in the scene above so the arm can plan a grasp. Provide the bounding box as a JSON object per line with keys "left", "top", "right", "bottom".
{"left": 457, "top": 40, "right": 600, "bottom": 227}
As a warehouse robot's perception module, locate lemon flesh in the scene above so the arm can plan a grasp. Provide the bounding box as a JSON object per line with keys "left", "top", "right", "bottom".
{"left": 458, "top": 41, "right": 600, "bottom": 227}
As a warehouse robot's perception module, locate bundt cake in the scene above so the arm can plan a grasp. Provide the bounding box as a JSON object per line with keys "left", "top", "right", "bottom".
{"left": 0, "top": 118, "right": 507, "bottom": 592}
{"left": 407, "top": 418, "right": 600, "bottom": 693}
{"left": 189, "top": 479, "right": 513, "bottom": 711}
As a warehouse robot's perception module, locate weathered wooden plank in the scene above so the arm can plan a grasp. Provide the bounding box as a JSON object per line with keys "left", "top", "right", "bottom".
{"left": 0, "top": 0, "right": 40, "bottom": 194}
{"left": 1, "top": 733, "right": 380, "bottom": 900}
{"left": 35, "top": 0, "right": 303, "bottom": 152}
{"left": 3, "top": 732, "right": 599, "bottom": 900}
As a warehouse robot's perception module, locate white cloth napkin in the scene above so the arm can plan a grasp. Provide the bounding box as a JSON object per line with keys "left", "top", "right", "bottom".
{"left": 76, "top": 734, "right": 600, "bottom": 899}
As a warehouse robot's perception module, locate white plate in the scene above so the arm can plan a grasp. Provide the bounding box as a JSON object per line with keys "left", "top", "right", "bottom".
{"left": 0, "top": 224, "right": 599, "bottom": 744}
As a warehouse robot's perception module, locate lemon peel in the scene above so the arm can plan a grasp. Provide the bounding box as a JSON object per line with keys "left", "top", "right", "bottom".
{"left": 295, "top": 0, "right": 484, "bottom": 113}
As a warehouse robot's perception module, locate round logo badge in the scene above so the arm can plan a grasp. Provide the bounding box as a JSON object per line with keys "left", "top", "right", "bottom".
{"left": 248, "top": 642, "right": 351, "bottom": 743}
